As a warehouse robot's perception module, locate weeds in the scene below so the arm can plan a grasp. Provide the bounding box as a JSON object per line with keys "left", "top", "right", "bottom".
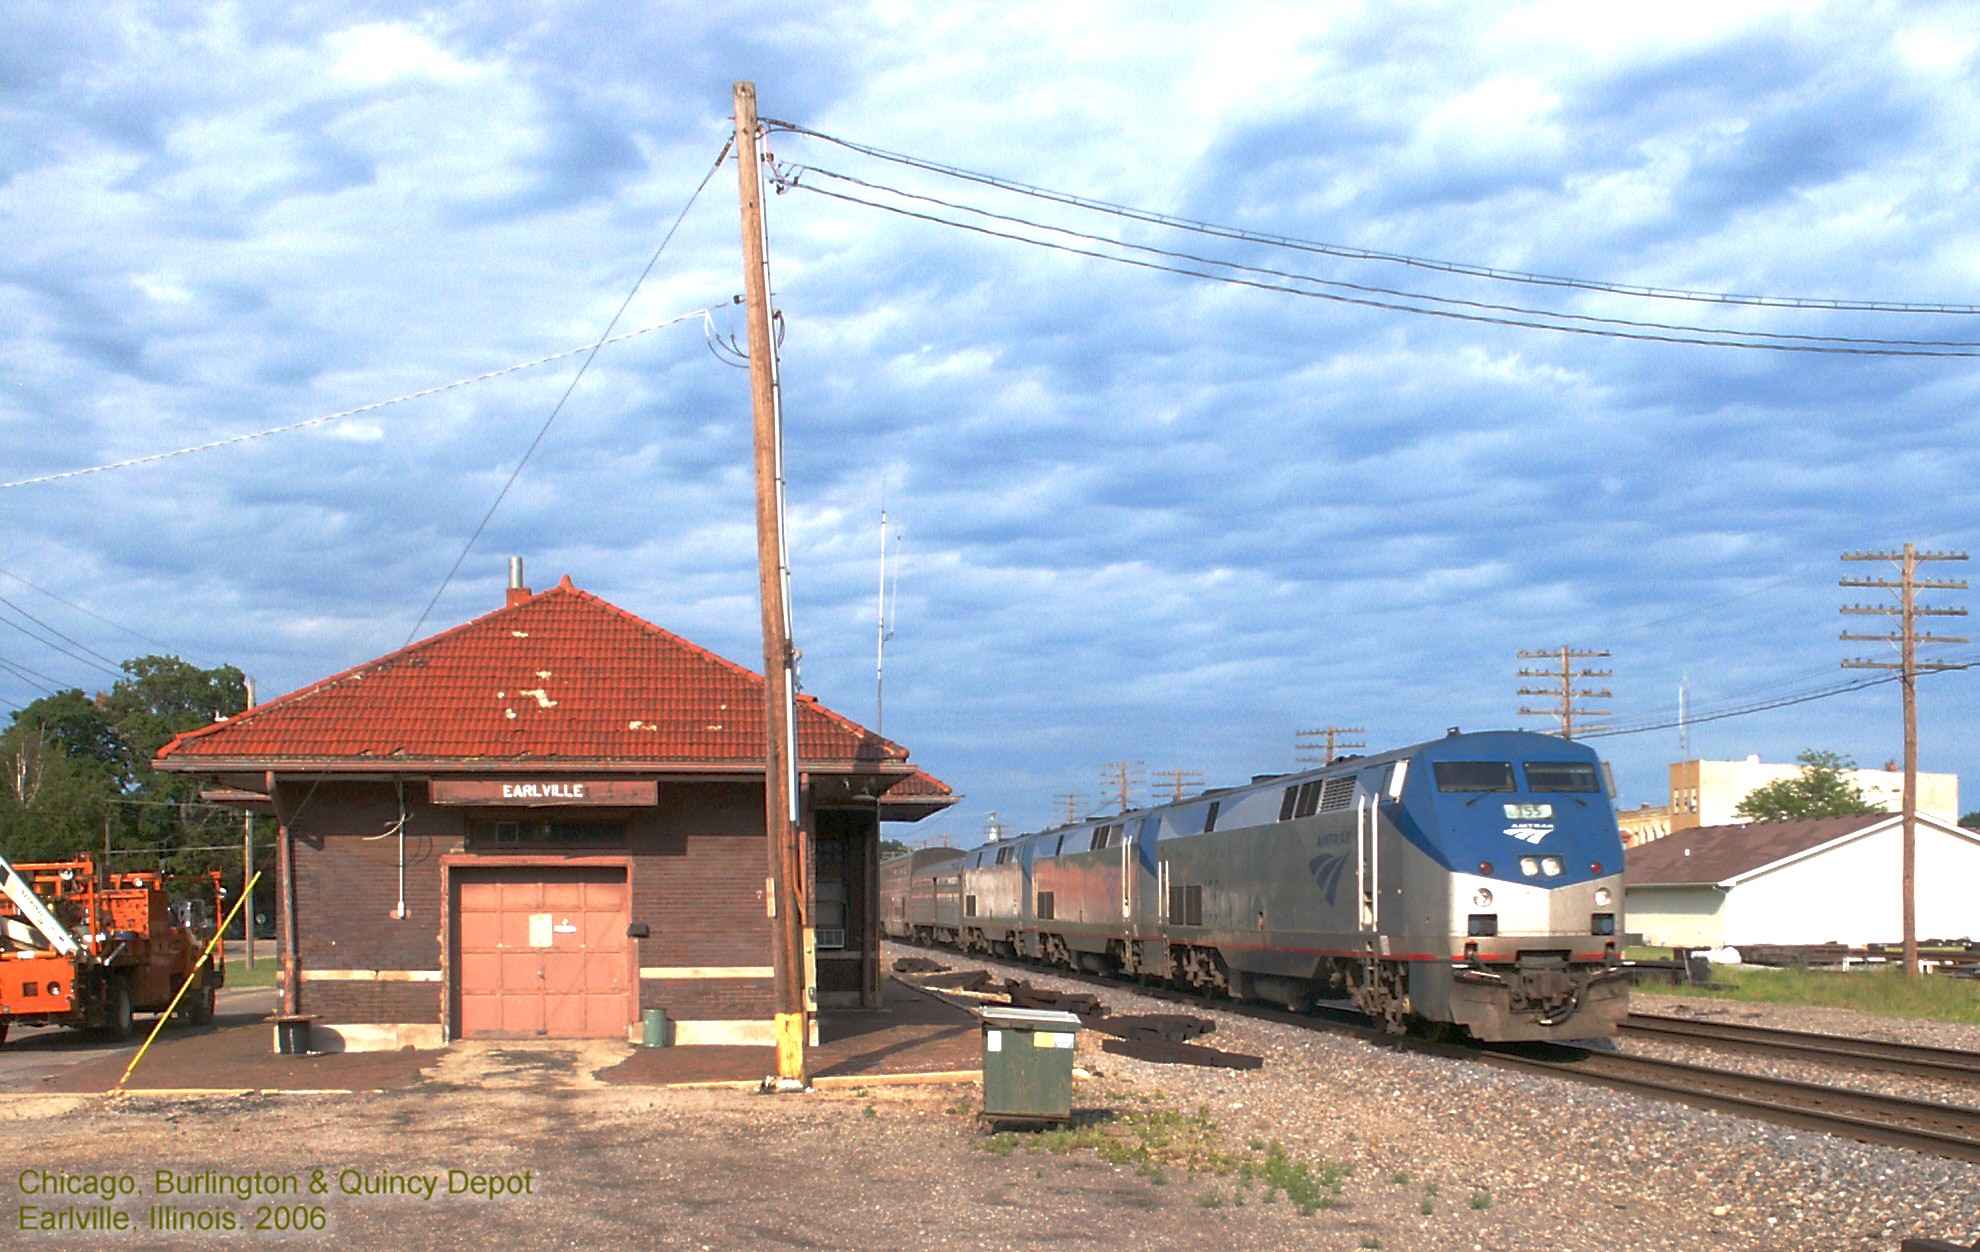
{"left": 1655, "top": 963, "right": 1980, "bottom": 1025}
{"left": 1389, "top": 1170, "right": 1411, "bottom": 1186}
{"left": 1420, "top": 1197, "right": 1434, "bottom": 1215}
{"left": 1360, "top": 1239, "right": 1382, "bottom": 1250}
{"left": 1470, "top": 1191, "right": 1492, "bottom": 1211}
{"left": 863, "top": 1105, "right": 876, "bottom": 1118}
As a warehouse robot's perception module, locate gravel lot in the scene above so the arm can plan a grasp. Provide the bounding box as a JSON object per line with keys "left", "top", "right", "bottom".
{"left": 889, "top": 943, "right": 1980, "bottom": 1251}
{"left": 1, "top": 957, "right": 1972, "bottom": 1251}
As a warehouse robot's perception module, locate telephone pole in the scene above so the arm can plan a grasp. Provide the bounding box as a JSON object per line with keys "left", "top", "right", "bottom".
{"left": 1517, "top": 647, "right": 1613, "bottom": 739}
{"left": 1295, "top": 726, "right": 1365, "bottom": 766}
{"left": 1841, "top": 543, "right": 1968, "bottom": 977}
{"left": 1151, "top": 769, "right": 1203, "bottom": 804}
{"left": 1099, "top": 761, "right": 1144, "bottom": 813}
{"left": 1052, "top": 792, "right": 1086, "bottom": 825}
{"left": 734, "top": 80, "right": 807, "bottom": 1086}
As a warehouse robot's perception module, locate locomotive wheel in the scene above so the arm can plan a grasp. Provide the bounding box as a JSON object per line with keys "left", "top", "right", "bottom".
{"left": 105, "top": 980, "right": 135, "bottom": 1041}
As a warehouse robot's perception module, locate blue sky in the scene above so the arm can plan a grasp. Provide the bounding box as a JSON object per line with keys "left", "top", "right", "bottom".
{"left": 4, "top": 3, "right": 1977, "bottom": 840}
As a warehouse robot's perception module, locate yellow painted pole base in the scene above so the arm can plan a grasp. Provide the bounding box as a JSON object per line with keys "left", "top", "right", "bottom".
{"left": 773, "top": 1011, "right": 809, "bottom": 1086}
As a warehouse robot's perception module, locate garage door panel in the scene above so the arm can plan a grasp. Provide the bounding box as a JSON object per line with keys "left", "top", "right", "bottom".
{"left": 454, "top": 866, "right": 630, "bottom": 1040}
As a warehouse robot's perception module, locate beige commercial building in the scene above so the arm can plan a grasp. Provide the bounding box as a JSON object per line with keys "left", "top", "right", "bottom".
{"left": 1667, "top": 756, "right": 1958, "bottom": 834}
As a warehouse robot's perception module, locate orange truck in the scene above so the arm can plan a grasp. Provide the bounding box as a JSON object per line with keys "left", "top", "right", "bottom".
{"left": 0, "top": 853, "right": 225, "bottom": 1046}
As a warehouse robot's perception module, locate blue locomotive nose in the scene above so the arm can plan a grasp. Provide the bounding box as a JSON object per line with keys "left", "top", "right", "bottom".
{"left": 1404, "top": 733, "right": 1623, "bottom": 886}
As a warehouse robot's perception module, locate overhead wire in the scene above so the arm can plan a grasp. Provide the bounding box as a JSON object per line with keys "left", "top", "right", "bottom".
{"left": 780, "top": 180, "right": 1980, "bottom": 358}
{"left": 767, "top": 120, "right": 1980, "bottom": 315}
{"left": 1, "top": 309, "right": 740, "bottom": 491}
{"left": 0, "top": 591, "right": 122, "bottom": 669}
{"left": 403, "top": 134, "right": 738, "bottom": 644}
{"left": 0, "top": 565, "right": 180, "bottom": 653}
{"left": 0, "top": 605, "right": 124, "bottom": 680}
{"left": 786, "top": 163, "right": 1980, "bottom": 352}
{"left": 0, "top": 655, "right": 60, "bottom": 695}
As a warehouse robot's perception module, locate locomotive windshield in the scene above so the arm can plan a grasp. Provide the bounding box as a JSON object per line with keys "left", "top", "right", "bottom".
{"left": 1523, "top": 761, "right": 1601, "bottom": 792}
{"left": 1432, "top": 761, "right": 1515, "bottom": 792}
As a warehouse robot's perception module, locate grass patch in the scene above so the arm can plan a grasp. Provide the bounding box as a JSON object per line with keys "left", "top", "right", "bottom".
{"left": 981, "top": 1105, "right": 1349, "bottom": 1217}
{"left": 219, "top": 960, "right": 279, "bottom": 989}
{"left": 1662, "top": 965, "right": 1980, "bottom": 1024}
{"left": 1470, "top": 1191, "right": 1492, "bottom": 1211}
{"left": 1420, "top": 1197, "right": 1434, "bottom": 1215}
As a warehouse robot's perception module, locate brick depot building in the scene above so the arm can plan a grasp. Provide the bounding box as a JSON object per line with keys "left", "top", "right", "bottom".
{"left": 155, "top": 574, "right": 954, "bottom": 1051}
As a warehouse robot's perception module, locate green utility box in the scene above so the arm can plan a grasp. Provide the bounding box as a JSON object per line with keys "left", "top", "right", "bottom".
{"left": 979, "top": 1006, "right": 1080, "bottom": 1124}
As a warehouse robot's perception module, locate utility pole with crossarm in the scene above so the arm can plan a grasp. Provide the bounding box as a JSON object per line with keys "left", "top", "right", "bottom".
{"left": 1517, "top": 647, "right": 1613, "bottom": 740}
{"left": 1841, "top": 543, "right": 1968, "bottom": 976}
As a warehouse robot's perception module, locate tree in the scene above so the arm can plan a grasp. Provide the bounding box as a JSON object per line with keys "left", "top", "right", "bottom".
{"left": 878, "top": 838, "right": 912, "bottom": 860}
{"left": 1734, "top": 750, "right": 1883, "bottom": 823}
{"left": 1962, "top": 811, "right": 1980, "bottom": 830}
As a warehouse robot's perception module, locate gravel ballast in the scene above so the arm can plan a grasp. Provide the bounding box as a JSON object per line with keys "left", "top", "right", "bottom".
{"left": 890, "top": 942, "right": 1980, "bottom": 1250}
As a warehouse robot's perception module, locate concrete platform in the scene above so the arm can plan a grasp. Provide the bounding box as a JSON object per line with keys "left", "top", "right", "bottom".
{"left": 597, "top": 976, "right": 981, "bottom": 1087}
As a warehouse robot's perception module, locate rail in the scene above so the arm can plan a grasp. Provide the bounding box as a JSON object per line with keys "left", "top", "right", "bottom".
{"left": 1622, "top": 1013, "right": 1980, "bottom": 1086}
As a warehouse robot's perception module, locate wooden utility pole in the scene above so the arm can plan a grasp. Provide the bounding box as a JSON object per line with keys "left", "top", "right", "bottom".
{"left": 734, "top": 80, "right": 807, "bottom": 1084}
{"left": 1099, "top": 761, "right": 1143, "bottom": 813}
{"left": 1517, "top": 647, "right": 1613, "bottom": 739}
{"left": 242, "top": 809, "right": 255, "bottom": 969}
{"left": 1053, "top": 792, "right": 1085, "bottom": 825}
{"left": 1841, "top": 543, "right": 1968, "bottom": 976}
{"left": 1295, "top": 726, "right": 1365, "bottom": 766}
{"left": 1151, "top": 769, "right": 1203, "bottom": 804}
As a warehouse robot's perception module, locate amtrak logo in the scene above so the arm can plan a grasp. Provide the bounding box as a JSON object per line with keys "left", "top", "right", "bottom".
{"left": 1503, "top": 823, "right": 1553, "bottom": 844}
{"left": 1308, "top": 830, "right": 1352, "bottom": 905}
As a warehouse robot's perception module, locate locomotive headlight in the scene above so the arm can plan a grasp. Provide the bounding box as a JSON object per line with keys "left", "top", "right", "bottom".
{"left": 1471, "top": 888, "right": 1493, "bottom": 908}
{"left": 47, "top": 981, "right": 61, "bottom": 996}
{"left": 1519, "top": 857, "right": 1539, "bottom": 876}
{"left": 1594, "top": 887, "right": 1613, "bottom": 907}
{"left": 1540, "top": 856, "right": 1563, "bottom": 877}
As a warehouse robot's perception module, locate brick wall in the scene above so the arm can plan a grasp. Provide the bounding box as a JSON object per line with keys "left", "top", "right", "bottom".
{"left": 279, "top": 778, "right": 778, "bottom": 1026}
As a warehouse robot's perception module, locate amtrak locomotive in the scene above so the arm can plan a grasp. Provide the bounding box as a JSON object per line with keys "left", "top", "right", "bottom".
{"left": 880, "top": 729, "right": 1628, "bottom": 1043}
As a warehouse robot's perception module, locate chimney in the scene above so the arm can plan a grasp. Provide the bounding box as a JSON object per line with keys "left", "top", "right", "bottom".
{"left": 506, "top": 556, "right": 532, "bottom": 607}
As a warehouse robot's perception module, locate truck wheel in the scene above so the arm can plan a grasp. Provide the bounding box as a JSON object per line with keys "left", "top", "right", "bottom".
{"left": 106, "top": 980, "right": 135, "bottom": 1041}
{"left": 189, "top": 980, "right": 216, "bottom": 1026}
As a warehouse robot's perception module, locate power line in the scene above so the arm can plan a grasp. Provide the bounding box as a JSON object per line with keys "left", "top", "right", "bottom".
{"left": 767, "top": 121, "right": 1980, "bottom": 315}
{"left": 0, "top": 656, "right": 59, "bottom": 695}
{"left": 404, "top": 137, "right": 737, "bottom": 645}
{"left": 0, "top": 591, "right": 121, "bottom": 669}
{"left": 0, "top": 565, "right": 180, "bottom": 653}
{"left": 1, "top": 310, "right": 737, "bottom": 491}
{"left": 782, "top": 180, "right": 1980, "bottom": 359}
{"left": 787, "top": 163, "right": 1980, "bottom": 352}
{"left": 0, "top": 604, "right": 123, "bottom": 680}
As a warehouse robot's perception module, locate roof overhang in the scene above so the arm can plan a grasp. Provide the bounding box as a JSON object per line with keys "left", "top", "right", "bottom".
{"left": 161, "top": 756, "right": 919, "bottom": 797}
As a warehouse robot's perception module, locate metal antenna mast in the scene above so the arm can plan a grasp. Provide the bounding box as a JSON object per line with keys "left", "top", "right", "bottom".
{"left": 1841, "top": 543, "right": 1968, "bottom": 976}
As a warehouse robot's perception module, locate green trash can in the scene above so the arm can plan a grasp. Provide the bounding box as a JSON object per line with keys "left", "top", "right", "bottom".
{"left": 979, "top": 1006, "right": 1079, "bottom": 1124}
{"left": 641, "top": 1007, "right": 671, "bottom": 1048}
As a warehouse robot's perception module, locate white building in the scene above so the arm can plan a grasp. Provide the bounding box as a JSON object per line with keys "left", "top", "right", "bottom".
{"left": 1666, "top": 756, "right": 1959, "bottom": 833}
{"left": 1624, "top": 813, "right": 1980, "bottom": 949}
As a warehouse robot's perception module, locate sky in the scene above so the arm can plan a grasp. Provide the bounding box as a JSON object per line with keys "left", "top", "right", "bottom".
{"left": 4, "top": 2, "right": 1978, "bottom": 842}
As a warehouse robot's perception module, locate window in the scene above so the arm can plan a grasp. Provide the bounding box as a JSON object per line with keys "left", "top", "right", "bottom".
{"left": 1432, "top": 761, "right": 1516, "bottom": 793}
{"left": 1053, "top": 834, "right": 1066, "bottom": 857}
{"left": 1202, "top": 801, "right": 1220, "bottom": 833}
{"left": 473, "top": 818, "right": 626, "bottom": 847}
{"left": 1089, "top": 823, "right": 1121, "bottom": 851}
{"left": 1295, "top": 780, "right": 1321, "bottom": 818}
{"left": 1319, "top": 776, "right": 1356, "bottom": 812}
{"left": 1036, "top": 891, "right": 1055, "bottom": 921}
{"left": 995, "top": 846, "right": 1013, "bottom": 864}
{"left": 1525, "top": 761, "right": 1601, "bottom": 793}
{"left": 1279, "top": 787, "right": 1298, "bottom": 822}
{"left": 965, "top": 895, "right": 978, "bottom": 918}
{"left": 815, "top": 880, "right": 847, "bottom": 949}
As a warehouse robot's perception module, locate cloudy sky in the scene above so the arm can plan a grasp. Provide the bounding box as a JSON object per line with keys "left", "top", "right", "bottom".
{"left": 5, "top": 3, "right": 1978, "bottom": 839}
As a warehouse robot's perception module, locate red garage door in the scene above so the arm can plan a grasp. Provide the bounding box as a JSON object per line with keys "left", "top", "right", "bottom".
{"left": 454, "top": 867, "right": 630, "bottom": 1039}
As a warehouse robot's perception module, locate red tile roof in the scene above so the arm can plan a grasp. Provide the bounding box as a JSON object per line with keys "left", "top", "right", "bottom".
{"left": 156, "top": 577, "right": 923, "bottom": 771}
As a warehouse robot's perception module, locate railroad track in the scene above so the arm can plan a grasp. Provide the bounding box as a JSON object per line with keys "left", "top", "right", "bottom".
{"left": 1621, "top": 1012, "right": 1980, "bottom": 1086}
{"left": 887, "top": 940, "right": 1980, "bottom": 1164}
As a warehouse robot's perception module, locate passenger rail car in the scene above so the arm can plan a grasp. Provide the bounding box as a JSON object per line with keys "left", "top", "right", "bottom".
{"left": 880, "top": 730, "right": 1628, "bottom": 1043}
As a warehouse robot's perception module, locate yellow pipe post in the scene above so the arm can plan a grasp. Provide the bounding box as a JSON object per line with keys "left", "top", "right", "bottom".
{"left": 115, "top": 870, "right": 262, "bottom": 1092}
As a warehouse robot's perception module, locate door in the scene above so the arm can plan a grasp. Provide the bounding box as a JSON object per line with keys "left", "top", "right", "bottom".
{"left": 1355, "top": 795, "right": 1377, "bottom": 930}
{"left": 454, "top": 867, "right": 630, "bottom": 1039}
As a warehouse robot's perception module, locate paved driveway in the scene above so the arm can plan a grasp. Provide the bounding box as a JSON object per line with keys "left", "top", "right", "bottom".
{"left": 0, "top": 985, "right": 276, "bottom": 1089}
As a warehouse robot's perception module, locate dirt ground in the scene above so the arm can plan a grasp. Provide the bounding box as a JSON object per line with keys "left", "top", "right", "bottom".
{"left": 2, "top": 1076, "right": 1416, "bottom": 1251}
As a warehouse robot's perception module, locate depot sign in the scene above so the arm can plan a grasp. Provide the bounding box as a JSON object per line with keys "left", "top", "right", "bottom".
{"left": 427, "top": 779, "right": 658, "bottom": 807}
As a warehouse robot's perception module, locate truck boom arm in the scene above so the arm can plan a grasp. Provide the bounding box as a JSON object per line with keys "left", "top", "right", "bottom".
{"left": 0, "top": 852, "right": 80, "bottom": 956}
